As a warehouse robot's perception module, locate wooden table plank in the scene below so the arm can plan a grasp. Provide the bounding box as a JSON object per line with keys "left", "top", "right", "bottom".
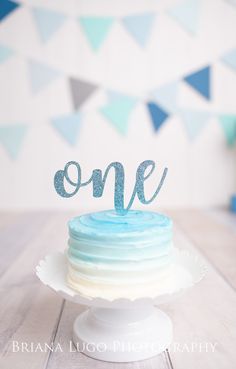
{"left": 207, "top": 208, "right": 236, "bottom": 234}
{"left": 0, "top": 213, "right": 71, "bottom": 369}
{"left": 164, "top": 225, "right": 236, "bottom": 369}
{"left": 1, "top": 210, "right": 236, "bottom": 369}
{"left": 0, "top": 212, "right": 51, "bottom": 277}
{"left": 167, "top": 209, "right": 236, "bottom": 290}
{"left": 0, "top": 288, "right": 63, "bottom": 369}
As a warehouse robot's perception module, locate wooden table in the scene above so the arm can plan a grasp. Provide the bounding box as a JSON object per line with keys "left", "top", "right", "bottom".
{"left": 0, "top": 209, "right": 236, "bottom": 369}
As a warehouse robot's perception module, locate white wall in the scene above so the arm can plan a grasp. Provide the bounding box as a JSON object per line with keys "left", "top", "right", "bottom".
{"left": 0, "top": 0, "right": 236, "bottom": 211}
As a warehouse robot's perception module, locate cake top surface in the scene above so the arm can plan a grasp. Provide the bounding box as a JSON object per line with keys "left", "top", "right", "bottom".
{"left": 68, "top": 210, "right": 172, "bottom": 240}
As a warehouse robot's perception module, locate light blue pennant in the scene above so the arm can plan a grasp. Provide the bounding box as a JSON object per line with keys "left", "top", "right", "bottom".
{"left": 122, "top": 13, "right": 155, "bottom": 47}
{"left": 180, "top": 110, "right": 211, "bottom": 140}
{"left": 32, "top": 7, "right": 66, "bottom": 43}
{"left": 151, "top": 81, "right": 179, "bottom": 113}
{"left": 101, "top": 94, "right": 137, "bottom": 135}
{"left": 0, "top": 44, "right": 13, "bottom": 63}
{"left": 168, "top": 0, "right": 200, "bottom": 35}
{"left": 0, "top": 124, "right": 27, "bottom": 159}
{"left": 28, "top": 60, "right": 60, "bottom": 94}
{"left": 51, "top": 112, "right": 82, "bottom": 146}
{"left": 79, "top": 17, "right": 114, "bottom": 51}
{"left": 219, "top": 114, "right": 236, "bottom": 146}
{"left": 221, "top": 48, "right": 236, "bottom": 72}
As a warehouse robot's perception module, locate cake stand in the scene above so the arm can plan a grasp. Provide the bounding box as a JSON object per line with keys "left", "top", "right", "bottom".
{"left": 36, "top": 249, "right": 206, "bottom": 363}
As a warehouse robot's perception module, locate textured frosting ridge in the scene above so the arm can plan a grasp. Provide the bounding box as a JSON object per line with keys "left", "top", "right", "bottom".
{"left": 67, "top": 209, "right": 173, "bottom": 299}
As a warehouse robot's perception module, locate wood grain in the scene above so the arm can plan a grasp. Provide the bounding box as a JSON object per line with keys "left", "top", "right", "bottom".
{"left": 168, "top": 209, "right": 236, "bottom": 289}
{"left": 0, "top": 213, "right": 69, "bottom": 369}
{"left": 163, "top": 225, "right": 236, "bottom": 369}
{"left": 0, "top": 210, "right": 236, "bottom": 369}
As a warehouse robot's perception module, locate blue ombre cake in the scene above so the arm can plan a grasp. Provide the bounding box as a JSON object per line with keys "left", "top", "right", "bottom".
{"left": 66, "top": 210, "right": 173, "bottom": 299}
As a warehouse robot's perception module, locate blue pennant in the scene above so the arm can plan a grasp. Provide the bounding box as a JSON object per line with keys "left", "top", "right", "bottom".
{"left": 147, "top": 102, "right": 170, "bottom": 132}
{"left": 184, "top": 66, "right": 211, "bottom": 100}
{"left": 28, "top": 60, "right": 60, "bottom": 94}
{"left": 122, "top": 13, "right": 155, "bottom": 47}
{"left": 0, "top": 0, "right": 19, "bottom": 22}
{"left": 51, "top": 112, "right": 81, "bottom": 146}
{"left": 0, "top": 124, "right": 27, "bottom": 159}
{"left": 32, "top": 7, "right": 66, "bottom": 43}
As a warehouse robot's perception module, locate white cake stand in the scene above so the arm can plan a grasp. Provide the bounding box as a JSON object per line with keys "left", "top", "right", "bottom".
{"left": 36, "top": 249, "right": 206, "bottom": 363}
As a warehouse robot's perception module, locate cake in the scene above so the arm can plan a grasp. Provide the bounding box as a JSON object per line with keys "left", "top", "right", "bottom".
{"left": 66, "top": 209, "right": 173, "bottom": 300}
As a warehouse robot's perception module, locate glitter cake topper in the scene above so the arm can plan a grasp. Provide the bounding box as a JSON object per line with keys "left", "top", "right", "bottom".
{"left": 54, "top": 160, "right": 168, "bottom": 214}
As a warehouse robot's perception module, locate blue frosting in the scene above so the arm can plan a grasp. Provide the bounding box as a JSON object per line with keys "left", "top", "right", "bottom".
{"left": 68, "top": 210, "right": 172, "bottom": 264}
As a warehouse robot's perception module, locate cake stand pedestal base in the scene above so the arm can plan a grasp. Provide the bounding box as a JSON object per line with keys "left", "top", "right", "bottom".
{"left": 73, "top": 305, "right": 173, "bottom": 362}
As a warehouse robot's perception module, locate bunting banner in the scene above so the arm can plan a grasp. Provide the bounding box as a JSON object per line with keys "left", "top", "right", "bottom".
{"left": 0, "top": 44, "right": 13, "bottom": 63}
{"left": 0, "top": 0, "right": 19, "bottom": 22}
{"left": 79, "top": 17, "right": 114, "bottom": 51}
{"left": 168, "top": 0, "right": 200, "bottom": 35}
{"left": 32, "top": 7, "right": 66, "bottom": 43}
{"left": 0, "top": 2, "right": 235, "bottom": 151}
{"left": 0, "top": 124, "right": 27, "bottom": 159}
{"left": 221, "top": 49, "right": 236, "bottom": 72}
{"left": 180, "top": 110, "right": 211, "bottom": 140}
{"left": 69, "top": 78, "right": 98, "bottom": 110}
{"left": 183, "top": 66, "right": 211, "bottom": 100}
{"left": 219, "top": 115, "right": 236, "bottom": 146}
{"left": 51, "top": 112, "right": 81, "bottom": 146}
{"left": 101, "top": 93, "right": 137, "bottom": 135}
{"left": 122, "top": 13, "right": 155, "bottom": 47}
{"left": 146, "top": 102, "right": 170, "bottom": 132}
{"left": 28, "top": 60, "right": 60, "bottom": 94}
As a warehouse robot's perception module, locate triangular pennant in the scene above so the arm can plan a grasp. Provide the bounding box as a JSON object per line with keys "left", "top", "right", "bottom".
{"left": 221, "top": 49, "right": 236, "bottom": 72}
{"left": 122, "top": 13, "right": 155, "bottom": 47}
{"left": 151, "top": 81, "right": 179, "bottom": 113}
{"left": 101, "top": 95, "right": 137, "bottom": 135}
{"left": 147, "top": 102, "right": 170, "bottom": 132}
{"left": 0, "top": 0, "right": 19, "bottom": 22}
{"left": 168, "top": 0, "right": 200, "bottom": 35}
{"left": 28, "top": 60, "right": 60, "bottom": 94}
{"left": 0, "top": 44, "right": 13, "bottom": 63}
{"left": 32, "top": 7, "right": 66, "bottom": 43}
{"left": 0, "top": 124, "right": 27, "bottom": 159}
{"left": 180, "top": 110, "right": 211, "bottom": 140}
{"left": 51, "top": 112, "right": 81, "bottom": 146}
{"left": 219, "top": 115, "right": 236, "bottom": 146}
{"left": 184, "top": 66, "right": 211, "bottom": 100}
{"left": 69, "top": 78, "right": 98, "bottom": 110}
{"left": 79, "top": 17, "right": 114, "bottom": 51}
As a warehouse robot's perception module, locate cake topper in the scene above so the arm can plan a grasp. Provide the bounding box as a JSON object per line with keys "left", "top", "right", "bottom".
{"left": 54, "top": 160, "right": 168, "bottom": 215}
